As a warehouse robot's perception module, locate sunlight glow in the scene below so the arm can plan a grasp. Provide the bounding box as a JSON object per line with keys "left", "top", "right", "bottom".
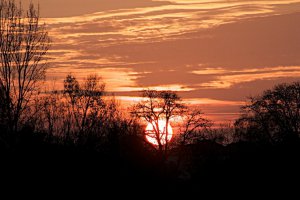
{"left": 145, "top": 119, "right": 173, "bottom": 146}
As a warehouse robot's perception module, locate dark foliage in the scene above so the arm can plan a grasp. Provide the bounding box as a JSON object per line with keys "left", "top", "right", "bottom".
{"left": 235, "top": 82, "right": 300, "bottom": 144}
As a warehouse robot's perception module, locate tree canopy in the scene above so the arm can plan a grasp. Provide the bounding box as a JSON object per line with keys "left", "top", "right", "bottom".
{"left": 235, "top": 82, "right": 300, "bottom": 144}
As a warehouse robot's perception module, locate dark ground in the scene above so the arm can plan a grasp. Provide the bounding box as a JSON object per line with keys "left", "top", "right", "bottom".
{"left": 1, "top": 131, "right": 299, "bottom": 196}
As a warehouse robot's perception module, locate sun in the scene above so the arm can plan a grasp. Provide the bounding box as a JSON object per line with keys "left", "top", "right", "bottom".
{"left": 145, "top": 119, "right": 173, "bottom": 146}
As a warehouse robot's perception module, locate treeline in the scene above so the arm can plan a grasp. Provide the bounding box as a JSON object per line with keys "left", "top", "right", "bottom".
{"left": 1, "top": 74, "right": 300, "bottom": 186}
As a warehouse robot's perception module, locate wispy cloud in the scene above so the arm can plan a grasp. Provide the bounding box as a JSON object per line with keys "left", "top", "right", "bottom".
{"left": 37, "top": 0, "right": 300, "bottom": 122}
{"left": 44, "top": 0, "right": 284, "bottom": 44}
{"left": 47, "top": 67, "right": 146, "bottom": 92}
{"left": 193, "top": 66, "right": 300, "bottom": 89}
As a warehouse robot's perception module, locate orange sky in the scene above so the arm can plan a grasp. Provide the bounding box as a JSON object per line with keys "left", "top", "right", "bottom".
{"left": 22, "top": 0, "right": 300, "bottom": 123}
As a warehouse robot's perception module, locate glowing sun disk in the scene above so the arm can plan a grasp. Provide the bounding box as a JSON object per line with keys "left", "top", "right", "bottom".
{"left": 145, "top": 119, "right": 173, "bottom": 146}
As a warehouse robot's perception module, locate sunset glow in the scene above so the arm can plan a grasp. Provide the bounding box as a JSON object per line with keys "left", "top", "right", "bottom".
{"left": 2, "top": 0, "right": 300, "bottom": 189}
{"left": 19, "top": 0, "right": 300, "bottom": 123}
{"left": 145, "top": 120, "right": 173, "bottom": 146}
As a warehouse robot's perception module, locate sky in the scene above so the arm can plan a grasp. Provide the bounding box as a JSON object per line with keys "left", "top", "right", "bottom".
{"left": 22, "top": 0, "right": 300, "bottom": 123}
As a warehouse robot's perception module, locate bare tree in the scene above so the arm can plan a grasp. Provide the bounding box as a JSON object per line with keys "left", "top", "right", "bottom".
{"left": 176, "top": 108, "right": 212, "bottom": 146}
{"left": 0, "top": 79, "right": 7, "bottom": 124}
{"left": 37, "top": 90, "right": 66, "bottom": 137}
{"left": 0, "top": 0, "right": 51, "bottom": 132}
{"left": 131, "top": 90, "right": 186, "bottom": 159}
{"left": 63, "top": 74, "right": 105, "bottom": 135}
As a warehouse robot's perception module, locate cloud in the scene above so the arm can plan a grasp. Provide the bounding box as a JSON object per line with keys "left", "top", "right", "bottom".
{"left": 44, "top": 0, "right": 282, "bottom": 42}
{"left": 193, "top": 66, "right": 300, "bottom": 89}
{"left": 22, "top": 0, "right": 172, "bottom": 17}
{"left": 46, "top": 67, "right": 145, "bottom": 92}
{"left": 38, "top": 0, "right": 300, "bottom": 122}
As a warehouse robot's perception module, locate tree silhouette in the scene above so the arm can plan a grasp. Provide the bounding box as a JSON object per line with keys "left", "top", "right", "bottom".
{"left": 0, "top": 79, "right": 8, "bottom": 127}
{"left": 177, "top": 108, "right": 212, "bottom": 146}
{"left": 63, "top": 74, "right": 105, "bottom": 136}
{"left": 131, "top": 90, "right": 186, "bottom": 160}
{"left": 0, "top": 0, "right": 51, "bottom": 132}
{"left": 235, "top": 82, "right": 300, "bottom": 143}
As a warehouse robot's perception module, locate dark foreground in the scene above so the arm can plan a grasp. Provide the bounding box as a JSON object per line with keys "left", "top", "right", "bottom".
{"left": 1, "top": 132, "right": 300, "bottom": 195}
